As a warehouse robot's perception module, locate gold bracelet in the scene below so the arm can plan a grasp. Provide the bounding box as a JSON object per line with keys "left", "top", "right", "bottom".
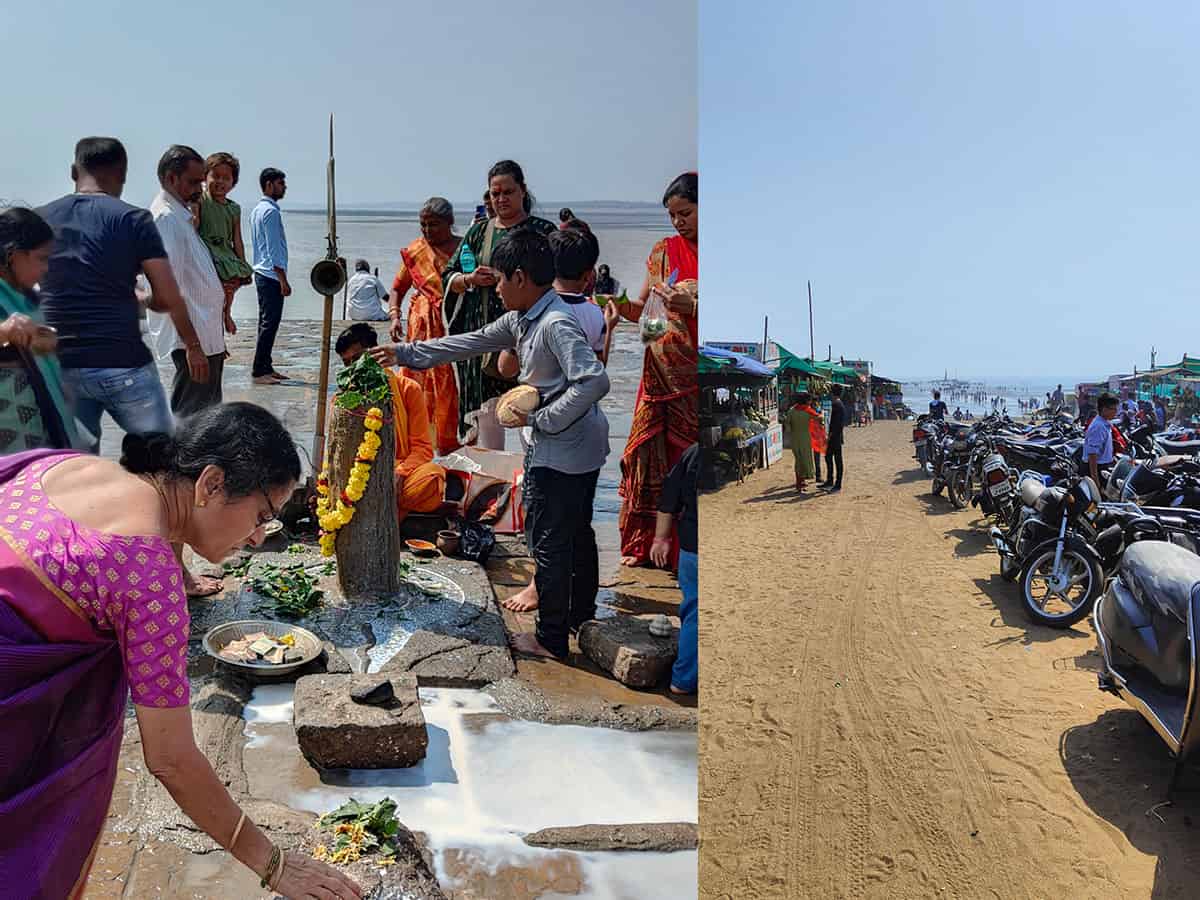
{"left": 229, "top": 811, "right": 247, "bottom": 851}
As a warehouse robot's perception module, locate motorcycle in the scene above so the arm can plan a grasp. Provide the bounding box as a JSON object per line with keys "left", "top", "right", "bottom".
{"left": 912, "top": 415, "right": 932, "bottom": 473}
{"left": 928, "top": 420, "right": 973, "bottom": 507}
{"left": 990, "top": 474, "right": 1167, "bottom": 627}
{"left": 1094, "top": 540, "right": 1200, "bottom": 790}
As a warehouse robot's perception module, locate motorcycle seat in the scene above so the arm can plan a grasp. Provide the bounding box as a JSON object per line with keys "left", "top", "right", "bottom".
{"left": 1019, "top": 478, "right": 1047, "bottom": 507}
{"left": 1120, "top": 541, "right": 1200, "bottom": 624}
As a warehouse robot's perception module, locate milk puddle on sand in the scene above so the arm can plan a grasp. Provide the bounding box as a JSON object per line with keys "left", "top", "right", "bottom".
{"left": 244, "top": 685, "right": 698, "bottom": 898}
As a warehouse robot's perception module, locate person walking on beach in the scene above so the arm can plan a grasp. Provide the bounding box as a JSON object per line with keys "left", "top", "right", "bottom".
{"left": 36, "top": 137, "right": 206, "bottom": 452}
{"left": 371, "top": 229, "right": 610, "bottom": 662}
{"left": 786, "top": 392, "right": 817, "bottom": 492}
{"left": 146, "top": 145, "right": 233, "bottom": 599}
{"left": 822, "top": 384, "right": 846, "bottom": 492}
{"left": 346, "top": 259, "right": 390, "bottom": 321}
{"left": 250, "top": 167, "right": 290, "bottom": 385}
{"left": 652, "top": 442, "right": 699, "bottom": 696}
{"left": 148, "top": 146, "right": 228, "bottom": 420}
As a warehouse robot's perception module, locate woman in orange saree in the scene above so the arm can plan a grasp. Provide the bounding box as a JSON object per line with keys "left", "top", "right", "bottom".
{"left": 389, "top": 197, "right": 462, "bottom": 455}
{"left": 618, "top": 173, "right": 699, "bottom": 568}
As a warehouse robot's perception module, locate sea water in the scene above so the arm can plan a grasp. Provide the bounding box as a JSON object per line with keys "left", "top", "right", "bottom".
{"left": 229, "top": 202, "right": 672, "bottom": 322}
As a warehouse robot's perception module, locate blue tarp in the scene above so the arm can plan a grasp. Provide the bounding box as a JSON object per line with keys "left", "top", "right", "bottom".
{"left": 699, "top": 345, "right": 775, "bottom": 379}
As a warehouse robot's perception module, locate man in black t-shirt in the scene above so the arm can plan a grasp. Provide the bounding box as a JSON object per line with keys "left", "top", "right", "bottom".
{"left": 822, "top": 384, "right": 846, "bottom": 492}
{"left": 37, "top": 137, "right": 207, "bottom": 450}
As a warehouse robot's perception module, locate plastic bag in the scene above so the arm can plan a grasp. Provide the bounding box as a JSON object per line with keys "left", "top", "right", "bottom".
{"left": 459, "top": 521, "right": 496, "bottom": 565}
{"left": 639, "top": 290, "right": 670, "bottom": 344}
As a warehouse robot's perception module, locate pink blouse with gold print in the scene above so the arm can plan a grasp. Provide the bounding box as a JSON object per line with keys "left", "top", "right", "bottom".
{"left": 0, "top": 453, "right": 190, "bottom": 708}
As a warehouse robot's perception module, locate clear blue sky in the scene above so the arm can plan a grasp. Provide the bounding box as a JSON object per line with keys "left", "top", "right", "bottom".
{"left": 701, "top": 0, "right": 1200, "bottom": 378}
{"left": 2, "top": 0, "right": 695, "bottom": 207}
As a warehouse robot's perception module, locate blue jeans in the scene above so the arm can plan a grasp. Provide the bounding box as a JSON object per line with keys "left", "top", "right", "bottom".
{"left": 672, "top": 550, "right": 698, "bottom": 692}
{"left": 253, "top": 274, "right": 285, "bottom": 377}
{"left": 62, "top": 362, "right": 173, "bottom": 453}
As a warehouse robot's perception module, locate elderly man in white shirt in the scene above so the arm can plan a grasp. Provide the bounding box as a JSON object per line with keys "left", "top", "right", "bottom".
{"left": 347, "top": 259, "right": 391, "bottom": 321}
{"left": 147, "top": 145, "right": 228, "bottom": 418}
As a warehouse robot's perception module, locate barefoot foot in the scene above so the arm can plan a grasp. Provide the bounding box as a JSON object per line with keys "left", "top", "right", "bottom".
{"left": 509, "top": 632, "right": 561, "bottom": 660}
{"left": 501, "top": 583, "right": 539, "bottom": 612}
{"left": 185, "top": 572, "right": 223, "bottom": 599}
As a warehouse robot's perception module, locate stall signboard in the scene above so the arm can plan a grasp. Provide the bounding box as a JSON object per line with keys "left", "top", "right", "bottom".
{"left": 706, "top": 341, "right": 762, "bottom": 361}
{"left": 763, "top": 424, "right": 784, "bottom": 467}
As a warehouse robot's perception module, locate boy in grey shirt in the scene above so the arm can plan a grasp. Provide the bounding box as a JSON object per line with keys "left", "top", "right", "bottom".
{"left": 371, "top": 229, "right": 609, "bottom": 660}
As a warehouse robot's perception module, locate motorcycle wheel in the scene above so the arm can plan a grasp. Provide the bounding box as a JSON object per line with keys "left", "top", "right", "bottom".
{"left": 948, "top": 469, "right": 968, "bottom": 509}
{"left": 1019, "top": 537, "right": 1104, "bottom": 628}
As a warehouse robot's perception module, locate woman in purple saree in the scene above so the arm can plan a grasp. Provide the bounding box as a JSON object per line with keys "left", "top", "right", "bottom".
{"left": 0, "top": 404, "right": 362, "bottom": 900}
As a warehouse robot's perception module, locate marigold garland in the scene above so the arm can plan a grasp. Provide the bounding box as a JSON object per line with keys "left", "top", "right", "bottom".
{"left": 316, "top": 407, "right": 385, "bottom": 556}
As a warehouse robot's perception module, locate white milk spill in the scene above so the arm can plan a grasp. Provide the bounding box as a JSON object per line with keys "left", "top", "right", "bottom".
{"left": 243, "top": 686, "right": 698, "bottom": 898}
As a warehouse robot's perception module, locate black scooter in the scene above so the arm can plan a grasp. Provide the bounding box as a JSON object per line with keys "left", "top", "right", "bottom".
{"left": 1094, "top": 541, "right": 1200, "bottom": 791}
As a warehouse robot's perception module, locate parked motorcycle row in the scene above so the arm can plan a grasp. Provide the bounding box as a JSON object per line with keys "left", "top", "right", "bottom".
{"left": 910, "top": 412, "right": 1200, "bottom": 785}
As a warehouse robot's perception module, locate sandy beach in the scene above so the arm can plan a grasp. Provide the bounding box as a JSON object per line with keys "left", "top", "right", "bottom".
{"left": 699, "top": 419, "right": 1196, "bottom": 899}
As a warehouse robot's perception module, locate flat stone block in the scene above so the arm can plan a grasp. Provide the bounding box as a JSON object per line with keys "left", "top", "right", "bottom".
{"left": 294, "top": 673, "right": 428, "bottom": 769}
{"left": 578, "top": 617, "right": 678, "bottom": 689}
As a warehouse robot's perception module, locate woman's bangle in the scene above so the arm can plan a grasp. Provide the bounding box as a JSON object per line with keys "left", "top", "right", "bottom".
{"left": 260, "top": 845, "right": 281, "bottom": 889}
{"left": 272, "top": 852, "right": 287, "bottom": 891}
{"left": 459, "top": 272, "right": 471, "bottom": 290}
{"left": 229, "top": 811, "right": 247, "bottom": 851}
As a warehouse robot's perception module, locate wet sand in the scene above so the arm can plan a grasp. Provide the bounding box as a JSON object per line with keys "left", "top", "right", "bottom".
{"left": 700, "top": 420, "right": 1195, "bottom": 899}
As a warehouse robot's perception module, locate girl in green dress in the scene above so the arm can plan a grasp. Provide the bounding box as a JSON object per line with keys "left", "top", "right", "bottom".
{"left": 0, "top": 207, "right": 79, "bottom": 451}
{"left": 198, "top": 152, "right": 254, "bottom": 336}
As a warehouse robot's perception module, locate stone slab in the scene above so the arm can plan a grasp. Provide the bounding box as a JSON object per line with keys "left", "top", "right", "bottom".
{"left": 523, "top": 822, "right": 699, "bottom": 852}
{"left": 484, "top": 678, "right": 697, "bottom": 732}
{"left": 379, "top": 630, "right": 515, "bottom": 687}
{"left": 294, "top": 673, "right": 428, "bottom": 769}
{"left": 578, "top": 617, "right": 679, "bottom": 689}
{"left": 305, "top": 820, "right": 447, "bottom": 900}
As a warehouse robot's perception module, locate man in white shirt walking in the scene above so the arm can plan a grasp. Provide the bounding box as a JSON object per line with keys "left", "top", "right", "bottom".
{"left": 347, "top": 259, "right": 390, "bottom": 321}
{"left": 147, "top": 145, "right": 228, "bottom": 417}
{"left": 145, "top": 145, "right": 229, "bottom": 599}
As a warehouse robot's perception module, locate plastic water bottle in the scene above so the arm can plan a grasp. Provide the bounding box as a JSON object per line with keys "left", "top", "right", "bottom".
{"left": 460, "top": 243, "right": 477, "bottom": 275}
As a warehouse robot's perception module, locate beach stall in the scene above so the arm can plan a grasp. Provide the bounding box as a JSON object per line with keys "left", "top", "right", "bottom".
{"left": 870, "top": 374, "right": 904, "bottom": 419}
{"left": 771, "top": 343, "right": 828, "bottom": 429}
{"left": 699, "top": 345, "right": 779, "bottom": 486}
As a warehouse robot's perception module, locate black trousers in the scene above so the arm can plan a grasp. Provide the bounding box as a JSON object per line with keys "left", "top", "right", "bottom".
{"left": 170, "top": 350, "right": 225, "bottom": 418}
{"left": 252, "top": 274, "right": 284, "bottom": 377}
{"left": 825, "top": 442, "right": 844, "bottom": 486}
{"left": 523, "top": 466, "right": 600, "bottom": 658}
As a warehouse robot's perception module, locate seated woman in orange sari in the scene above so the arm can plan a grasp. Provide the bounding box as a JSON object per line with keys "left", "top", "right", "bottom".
{"left": 617, "top": 173, "right": 699, "bottom": 568}
{"left": 388, "top": 198, "right": 462, "bottom": 455}
{"left": 336, "top": 324, "right": 446, "bottom": 522}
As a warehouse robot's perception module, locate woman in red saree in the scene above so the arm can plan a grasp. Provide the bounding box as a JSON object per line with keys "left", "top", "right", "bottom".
{"left": 618, "top": 173, "right": 699, "bottom": 567}
{"left": 0, "top": 404, "right": 361, "bottom": 900}
{"left": 389, "top": 197, "right": 463, "bottom": 455}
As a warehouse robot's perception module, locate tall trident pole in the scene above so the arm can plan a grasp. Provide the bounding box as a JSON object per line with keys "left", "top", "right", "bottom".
{"left": 311, "top": 114, "right": 338, "bottom": 472}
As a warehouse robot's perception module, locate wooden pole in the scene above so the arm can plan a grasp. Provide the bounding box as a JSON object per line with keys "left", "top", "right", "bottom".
{"left": 762, "top": 315, "right": 769, "bottom": 363}
{"left": 808, "top": 280, "right": 815, "bottom": 362}
{"left": 312, "top": 114, "right": 339, "bottom": 472}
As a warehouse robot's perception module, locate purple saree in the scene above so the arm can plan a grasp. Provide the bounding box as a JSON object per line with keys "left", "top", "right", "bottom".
{"left": 0, "top": 449, "right": 188, "bottom": 899}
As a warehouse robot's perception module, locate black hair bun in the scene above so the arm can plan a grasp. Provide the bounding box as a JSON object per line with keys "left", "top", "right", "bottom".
{"left": 119, "top": 432, "right": 177, "bottom": 474}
